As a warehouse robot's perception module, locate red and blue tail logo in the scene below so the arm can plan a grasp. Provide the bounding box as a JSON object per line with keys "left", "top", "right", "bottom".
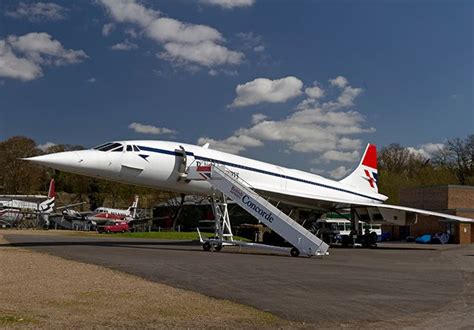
{"left": 364, "top": 169, "right": 378, "bottom": 189}
{"left": 340, "top": 143, "right": 383, "bottom": 195}
{"left": 361, "top": 144, "right": 378, "bottom": 189}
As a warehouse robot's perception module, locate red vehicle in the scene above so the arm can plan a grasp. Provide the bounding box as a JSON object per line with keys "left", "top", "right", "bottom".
{"left": 97, "top": 221, "right": 129, "bottom": 234}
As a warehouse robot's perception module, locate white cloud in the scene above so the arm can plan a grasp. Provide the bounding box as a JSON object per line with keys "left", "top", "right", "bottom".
{"left": 197, "top": 77, "right": 373, "bottom": 159}
{"left": 321, "top": 150, "right": 360, "bottom": 163}
{"left": 336, "top": 86, "right": 363, "bottom": 107}
{"left": 329, "top": 166, "right": 351, "bottom": 179}
{"left": 230, "top": 76, "right": 303, "bottom": 108}
{"left": 197, "top": 135, "right": 263, "bottom": 154}
{"left": 329, "top": 76, "right": 348, "bottom": 88}
{"left": 102, "top": 23, "right": 115, "bottom": 36}
{"left": 6, "top": 2, "right": 68, "bottom": 22}
{"left": 147, "top": 17, "right": 223, "bottom": 44}
{"left": 320, "top": 78, "right": 363, "bottom": 111}
{"left": 129, "top": 122, "right": 176, "bottom": 135}
{"left": 100, "top": 0, "right": 244, "bottom": 70}
{"left": 125, "top": 28, "right": 139, "bottom": 39}
{"left": 407, "top": 143, "right": 444, "bottom": 159}
{"left": 110, "top": 40, "right": 138, "bottom": 51}
{"left": 199, "top": 0, "right": 255, "bottom": 9}
{"left": 7, "top": 33, "right": 88, "bottom": 66}
{"left": 208, "top": 68, "right": 238, "bottom": 76}
{"left": 305, "top": 85, "right": 324, "bottom": 99}
{"left": 0, "top": 33, "right": 87, "bottom": 81}
{"left": 237, "top": 32, "right": 265, "bottom": 53}
{"left": 87, "top": 77, "right": 96, "bottom": 83}
{"left": 309, "top": 168, "right": 325, "bottom": 175}
{"left": 0, "top": 40, "right": 42, "bottom": 81}
{"left": 251, "top": 113, "right": 268, "bottom": 124}
{"left": 160, "top": 41, "right": 243, "bottom": 67}
{"left": 100, "top": 0, "right": 158, "bottom": 26}
{"left": 37, "top": 142, "right": 57, "bottom": 151}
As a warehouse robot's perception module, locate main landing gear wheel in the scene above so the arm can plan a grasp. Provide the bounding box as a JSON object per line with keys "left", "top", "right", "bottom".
{"left": 203, "top": 242, "right": 212, "bottom": 251}
{"left": 290, "top": 247, "right": 300, "bottom": 257}
{"left": 213, "top": 244, "right": 222, "bottom": 252}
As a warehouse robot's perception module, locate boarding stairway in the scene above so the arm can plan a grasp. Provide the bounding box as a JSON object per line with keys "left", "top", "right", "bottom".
{"left": 188, "top": 165, "right": 329, "bottom": 257}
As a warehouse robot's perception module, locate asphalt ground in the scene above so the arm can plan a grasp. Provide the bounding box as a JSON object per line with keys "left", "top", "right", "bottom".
{"left": 2, "top": 232, "right": 474, "bottom": 327}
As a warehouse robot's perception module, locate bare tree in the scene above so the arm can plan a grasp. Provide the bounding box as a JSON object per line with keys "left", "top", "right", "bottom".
{"left": 379, "top": 143, "right": 427, "bottom": 177}
{"left": 434, "top": 135, "right": 474, "bottom": 185}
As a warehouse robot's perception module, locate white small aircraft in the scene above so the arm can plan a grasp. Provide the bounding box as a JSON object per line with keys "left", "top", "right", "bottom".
{"left": 0, "top": 179, "right": 56, "bottom": 222}
{"left": 25, "top": 140, "right": 473, "bottom": 230}
{"left": 63, "top": 195, "right": 139, "bottom": 224}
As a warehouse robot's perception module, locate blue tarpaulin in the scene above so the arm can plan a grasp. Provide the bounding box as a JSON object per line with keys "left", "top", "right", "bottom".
{"left": 415, "top": 232, "right": 450, "bottom": 244}
{"left": 415, "top": 234, "right": 432, "bottom": 244}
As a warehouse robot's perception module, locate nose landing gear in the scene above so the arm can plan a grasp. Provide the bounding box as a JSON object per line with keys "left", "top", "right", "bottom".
{"left": 202, "top": 241, "right": 223, "bottom": 252}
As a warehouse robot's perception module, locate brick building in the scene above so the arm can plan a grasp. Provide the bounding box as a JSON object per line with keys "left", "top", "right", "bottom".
{"left": 382, "top": 185, "right": 474, "bottom": 244}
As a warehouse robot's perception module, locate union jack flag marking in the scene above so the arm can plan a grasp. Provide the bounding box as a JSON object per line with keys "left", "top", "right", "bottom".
{"left": 364, "top": 169, "right": 377, "bottom": 188}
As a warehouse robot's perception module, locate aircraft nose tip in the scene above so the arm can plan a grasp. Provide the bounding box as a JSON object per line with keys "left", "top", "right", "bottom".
{"left": 23, "top": 151, "right": 82, "bottom": 168}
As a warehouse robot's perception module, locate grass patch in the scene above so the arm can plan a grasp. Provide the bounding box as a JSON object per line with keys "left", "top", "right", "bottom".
{"left": 71, "top": 231, "right": 251, "bottom": 242}
{"left": 0, "top": 315, "right": 35, "bottom": 325}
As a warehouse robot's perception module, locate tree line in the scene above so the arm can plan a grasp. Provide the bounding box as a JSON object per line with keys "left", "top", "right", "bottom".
{"left": 378, "top": 135, "right": 473, "bottom": 204}
{"left": 0, "top": 135, "right": 472, "bottom": 208}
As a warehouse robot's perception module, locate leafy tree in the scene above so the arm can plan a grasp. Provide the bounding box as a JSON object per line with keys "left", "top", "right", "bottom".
{"left": 0, "top": 136, "right": 45, "bottom": 194}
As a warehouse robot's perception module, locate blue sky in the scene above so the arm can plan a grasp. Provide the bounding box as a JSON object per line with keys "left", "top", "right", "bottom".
{"left": 0, "top": 0, "right": 472, "bottom": 178}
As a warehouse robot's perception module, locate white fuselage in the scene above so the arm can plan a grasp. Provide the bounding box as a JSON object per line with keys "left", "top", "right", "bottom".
{"left": 0, "top": 199, "right": 42, "bottom": 222}
{"left": 30, "top": 140, "right": 387, "bottom": 209}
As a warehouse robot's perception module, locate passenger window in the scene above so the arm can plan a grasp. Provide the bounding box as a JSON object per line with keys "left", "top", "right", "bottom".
{"left": 126, "top": 145, "right": 132, "bottom": 152}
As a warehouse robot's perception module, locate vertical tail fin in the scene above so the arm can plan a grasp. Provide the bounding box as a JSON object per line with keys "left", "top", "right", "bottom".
{"left": 40, "top": 179, "right": 56, "bottom": 213}
{"left": 48, "top": 178, "right": 56, "bottom": 199}
{"left": 340, "top": 144, "right": 379, "bottom": 194}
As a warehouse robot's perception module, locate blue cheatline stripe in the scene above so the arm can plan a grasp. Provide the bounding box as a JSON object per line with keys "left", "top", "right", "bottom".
{"left": 138, "top": 145, "right": 385, "bottom": 203}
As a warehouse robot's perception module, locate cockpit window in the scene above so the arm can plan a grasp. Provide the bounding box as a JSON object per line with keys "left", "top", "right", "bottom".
{"left": 99, "top": 143, "right": 121, "bottom": 151}
{"left": 112, "top": 146, "right": 123, "bottom": 152}
{"left": 126, "top": 145, "right": 132, "bottom": 152}
{"left": 93, "top": 142, "right": 112, "bottom": 150}
{"left": 133, "top": 145, "right": 140, "bottom": 152}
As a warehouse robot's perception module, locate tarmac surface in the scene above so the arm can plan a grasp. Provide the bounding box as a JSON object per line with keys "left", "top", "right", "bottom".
{"left": 3, "top": 232, "right": 474, "bottom": 326}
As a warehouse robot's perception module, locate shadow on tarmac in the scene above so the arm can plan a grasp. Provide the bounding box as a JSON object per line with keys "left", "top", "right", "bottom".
{"left": 0, "top": 239, "right": 202, "bottom": 253}
{"left": 330, "top": 244, "right": 438, "bottom": 251}
{"left": 0, "top": 236, "right": 295, "bottom": 258}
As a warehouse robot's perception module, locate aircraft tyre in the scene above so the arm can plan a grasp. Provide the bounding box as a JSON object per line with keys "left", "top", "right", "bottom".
{"left": 370, "top": 232, "right": 378, "bottom": 248}
{"left": 214, "top": 244, "right": 222, "bottom": 252}
{"left": 290, "top": 247, "right": 300, "bottom": 257}
{"left": 203, "top": 242, "right": 212, "bottom": 251}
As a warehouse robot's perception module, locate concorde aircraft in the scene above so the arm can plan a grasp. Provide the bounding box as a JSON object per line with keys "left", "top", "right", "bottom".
{"left": 25, "top": 140, "right": 473, "bottom": 229}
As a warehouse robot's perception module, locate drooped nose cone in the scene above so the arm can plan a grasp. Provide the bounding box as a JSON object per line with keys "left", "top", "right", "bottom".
{"left": 25, "top": 151, "right": 84, "bottom": 171}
